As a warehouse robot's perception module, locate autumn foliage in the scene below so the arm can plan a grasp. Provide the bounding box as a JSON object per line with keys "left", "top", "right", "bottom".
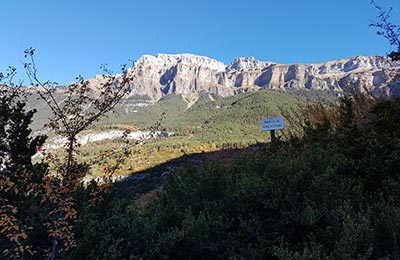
{"left": 1, "top": 49, "right": 133, "bottom": 259}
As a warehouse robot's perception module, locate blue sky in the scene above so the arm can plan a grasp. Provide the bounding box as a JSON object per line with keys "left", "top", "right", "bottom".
{"left": 0, "top": 0, "right": 398, "bottom": 85}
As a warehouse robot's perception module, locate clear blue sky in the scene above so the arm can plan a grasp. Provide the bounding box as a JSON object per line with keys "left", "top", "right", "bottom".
{"left": 0, "top": 0, "right": 398, "bottom": 85}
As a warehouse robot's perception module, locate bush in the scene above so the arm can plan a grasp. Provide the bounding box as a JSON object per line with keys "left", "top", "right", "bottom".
{"left": 142, "top": 94, "right": 400, "bottom": 259}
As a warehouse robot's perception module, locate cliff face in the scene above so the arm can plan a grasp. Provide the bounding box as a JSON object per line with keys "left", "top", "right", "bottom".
{"left": 90, "top": 53, "right": 400, "bottom": 100}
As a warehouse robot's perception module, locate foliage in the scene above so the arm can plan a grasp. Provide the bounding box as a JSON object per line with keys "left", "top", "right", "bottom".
{"left": 3, "top": 67, "right": 400, "bottom": 259}
{"left": 1, "top": 49, "right": 134, "bottom": 259}
{"left": 136, "top": 94, "right": 400, "bottom": 259}
{"left": 53, "top": 93, "right": 400, "bottom": 259}
{"left": 2, "top": 40, "right": 400, "bottom": 259}
{"left": 36, "top": 90, "right": 314, "bottom": 177}
{"left": 0, "top": 84, "right": 47, "bottom": 259}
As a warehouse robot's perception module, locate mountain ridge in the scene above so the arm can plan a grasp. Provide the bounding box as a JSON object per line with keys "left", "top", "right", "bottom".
{"left": 88, "top": 53, "right": 400, "bottom": 100}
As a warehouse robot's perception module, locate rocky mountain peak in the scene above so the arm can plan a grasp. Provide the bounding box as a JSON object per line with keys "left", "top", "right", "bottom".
{"left": 90, "top": 53, "right": 400, "bottom": 101}
{"left": 133, "top": 53, "right": 226, "bottom": 72}
{"left": 342, "top": 55, "right": 390, "bottom": 71}
{"left": 226, "top": 57, "right": 276, "bottom": 72}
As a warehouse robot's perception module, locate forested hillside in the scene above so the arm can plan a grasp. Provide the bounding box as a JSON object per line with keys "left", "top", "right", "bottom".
{"left": 3, "top": 76, "right": 400, "bottom": 258}
{"left": 66, "top": 93, "right": 400, "bottom": 259}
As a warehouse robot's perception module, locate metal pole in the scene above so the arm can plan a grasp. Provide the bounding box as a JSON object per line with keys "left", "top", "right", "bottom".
{"left": 270, "top": 130, "right": 276, "bottom": 142}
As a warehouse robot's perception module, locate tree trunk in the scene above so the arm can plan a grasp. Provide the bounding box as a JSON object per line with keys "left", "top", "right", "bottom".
{"left": 50, "top": 237, "right": 58, "bottom": 260}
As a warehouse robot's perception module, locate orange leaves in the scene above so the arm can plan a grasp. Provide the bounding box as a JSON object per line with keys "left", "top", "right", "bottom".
{"left": 0, "top": 169, "right": 35, "bottom": 257}
{"left": 0, "top": 177, "right": 15, "bottom": 193}
{"left": 2, "top": 249, "right": 9, "bottom": 256}
{"left": 40, "top": 178, "right": 80, "bottom": 256}
{"left": 0, "top": 204, "right": 33, "bottom": 258}
{"left": 64, "top": 208, "right": 77, "bottom": 219}
{"left": 2, "top": 244, "right": 35, "bottom": 258}
{"left": 45, "top": 217, "right": 77, "bottom": 253}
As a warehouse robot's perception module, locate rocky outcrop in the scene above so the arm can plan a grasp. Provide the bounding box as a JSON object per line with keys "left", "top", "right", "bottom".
{"left": 89, "top": 53, "right": 400, "bottom": 100}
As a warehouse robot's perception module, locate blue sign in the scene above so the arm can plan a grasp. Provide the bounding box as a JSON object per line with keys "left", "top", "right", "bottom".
{"left": 261, "top": 116, "right": 285, "bottom": 131}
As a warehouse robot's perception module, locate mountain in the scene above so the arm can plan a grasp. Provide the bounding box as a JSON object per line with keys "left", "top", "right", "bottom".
{"left": 89, "top": 54, "right": 400, "bottom": 100}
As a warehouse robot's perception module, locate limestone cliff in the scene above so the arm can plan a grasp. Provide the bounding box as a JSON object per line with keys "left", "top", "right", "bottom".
{"left": 89, "top": 53, "right": 400, "bottom": 100}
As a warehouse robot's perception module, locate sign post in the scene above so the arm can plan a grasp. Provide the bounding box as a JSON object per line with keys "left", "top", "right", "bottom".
{"left": 261, "top": 116, "right": 284, "bottom": 142}
{"left": 270, "top": 129, "right": 276, "bottom": 141}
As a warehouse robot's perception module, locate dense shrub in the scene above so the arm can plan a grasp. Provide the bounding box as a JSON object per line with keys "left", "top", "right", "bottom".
{"left": 4, "top": 89, "right": 400, "bottom": 259}
{"left": 138, "top": 94, "right": 400, "bottom": 259}
{"left": 65, "top": 94, "right": 400, "bottom": 259}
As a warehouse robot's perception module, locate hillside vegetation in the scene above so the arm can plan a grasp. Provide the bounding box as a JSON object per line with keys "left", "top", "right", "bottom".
{"left": 61, "top": 93, "right": 400, "bottom": 259}
{"left": 66, "top": 90, "right": 338, "bottom": 176}
{"left": 3, "top": 80, "right": 400, "bottom": 259}
{"left": 27, "top": 89, "right": 337, "bottom": 177}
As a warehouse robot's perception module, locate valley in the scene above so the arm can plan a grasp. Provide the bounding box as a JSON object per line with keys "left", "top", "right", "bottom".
{"left": 29, "top": 88, "right": 338, "bottom": 178}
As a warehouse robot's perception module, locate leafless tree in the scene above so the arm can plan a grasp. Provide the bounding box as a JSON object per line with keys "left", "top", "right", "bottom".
{"left": 370, "top": 0, "right": 400, "bottom": 60}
